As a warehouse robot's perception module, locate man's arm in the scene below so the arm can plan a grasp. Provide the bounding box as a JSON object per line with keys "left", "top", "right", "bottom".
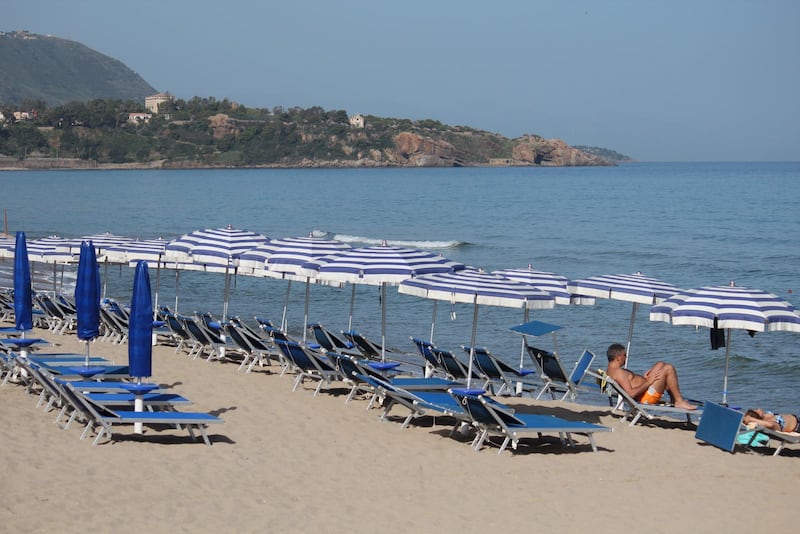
{"left": 611, "top": 368, "right": 651, "bottom": 399}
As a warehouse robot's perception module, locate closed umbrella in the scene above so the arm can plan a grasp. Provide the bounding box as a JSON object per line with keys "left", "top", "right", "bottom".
{"left": 127, "top": 260, "right": 156, "bottom": 433}
{"left": 128, "top": 261, "right": 153, "bottom": 380}
{"left": 399, "top": 269, "right": 556, "bottom": 388}
{"left": 303, "top": 243, "right": 464, "bottom": 360}
{"left": 13, "top": 231, "right": 33, "bottom": 334}
{"left": 75, "top": 240, "right": 101, "bottom": 367}
{"left": 567, "top": 272, "right": 679, "bottom": 366}
{"left": 650, "top": 282, "right": 800, "bottom": 404}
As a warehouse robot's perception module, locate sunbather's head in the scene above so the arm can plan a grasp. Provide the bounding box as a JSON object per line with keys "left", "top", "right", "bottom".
{"left": 606, "top": 343, "right": 626, "bottom": 363}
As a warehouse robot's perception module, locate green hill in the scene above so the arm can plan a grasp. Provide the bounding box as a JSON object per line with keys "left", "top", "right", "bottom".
{"left": 0, "top": 30, "right": 156, "bottom": 106}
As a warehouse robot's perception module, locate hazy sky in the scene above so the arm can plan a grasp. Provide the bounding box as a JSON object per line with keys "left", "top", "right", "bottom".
{"left": 4, "top": 0, "right": 798, "bottom": 161}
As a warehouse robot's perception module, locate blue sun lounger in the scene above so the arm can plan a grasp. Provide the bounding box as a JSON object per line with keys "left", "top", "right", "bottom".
{"left": 450, "top": 389, "right": 612, "bottom": 454}
{"left": 56, "top": 379, "right": 223, "bottom": 446}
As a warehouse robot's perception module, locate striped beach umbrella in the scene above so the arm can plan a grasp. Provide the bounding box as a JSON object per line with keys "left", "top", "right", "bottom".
{"left": 303, "top": 243, "right": 465, "bottom": 359}
{"left": 493, "top": 265, "right": 579, "bottom": 368}
{"left": 399, "top": 269, "right": 556, "bottom": 387}
{"left": 567, "top": 272, "right": 681, "bottom": 366}
{"left": 166, "top": 225, "right": 269, "bottom": 318}
{"left": 650, "top": 282, "right": 800, "bottom": 404}
{"left": 106, "top": 238, "right": 169, "bottom": 312}
{"left": 239, "top": 234, "right": 351, "bottom": 338}
{"left": 493, "top": 265, "right": 574, "bottom": 306}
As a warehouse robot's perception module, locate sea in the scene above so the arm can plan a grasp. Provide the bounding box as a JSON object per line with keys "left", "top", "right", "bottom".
{"left": 1, "top": 162, "right": 798, "bottom": 414}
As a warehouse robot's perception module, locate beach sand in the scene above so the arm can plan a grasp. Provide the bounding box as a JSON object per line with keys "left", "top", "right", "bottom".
{"left": 1, "top": 324, "right": 797, "bottom": 533}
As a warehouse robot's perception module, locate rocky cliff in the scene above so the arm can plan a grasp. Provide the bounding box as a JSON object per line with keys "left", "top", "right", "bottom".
{"left": 512, "top": 135, "right": 613, "bottom": 166}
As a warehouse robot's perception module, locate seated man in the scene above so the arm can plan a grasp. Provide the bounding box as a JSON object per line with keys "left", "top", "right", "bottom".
{"left": 605, "top": 343, "right": 696, "bottom": 410}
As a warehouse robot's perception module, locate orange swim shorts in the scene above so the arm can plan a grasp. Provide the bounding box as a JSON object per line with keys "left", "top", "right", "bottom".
{"left": 639, "top": 386, "right": 663, "bottom": 405}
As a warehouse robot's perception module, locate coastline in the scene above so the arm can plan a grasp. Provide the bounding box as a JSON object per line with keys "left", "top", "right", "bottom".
{"left": 0, "top": 156, "right": 618, "bottom": 172}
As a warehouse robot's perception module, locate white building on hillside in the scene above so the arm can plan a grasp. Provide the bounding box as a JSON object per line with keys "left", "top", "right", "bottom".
{"left": 145, "top": 92, "right": 173, "bottom": 113}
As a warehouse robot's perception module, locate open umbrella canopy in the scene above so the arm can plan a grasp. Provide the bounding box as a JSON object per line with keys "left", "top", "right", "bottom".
{"left": 567, "top": 272, "right": 680, "bottom": 366}
{"left": 13, "top": 231, "right": 33, "bottom": 332}
{"left": 399, "top": 269, "right": 556, "bottom": 387}
{"left": 238, "top": 234, "right": 351, "bottom": 337}
{"left": 165, "top": 225, "right": 269, "bottom": 318}
{"left": 304, "top": 243, "right": 465, "bottom": 285}
{"left": 492, "top": 265, "right": 575, "bottom": 306}
{"left": 303, "top": 243, "right": 465, "bottom": 358}
{"left": 650, "top": 282, "right": 800, "bottom": 404}
{"left": 128, "top": 261, "right": 153, "bottom": 380}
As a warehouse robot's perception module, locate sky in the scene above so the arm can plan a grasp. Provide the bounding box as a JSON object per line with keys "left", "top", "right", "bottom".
{"left": 3, "top": 0, "right": 799, "bottom": 161}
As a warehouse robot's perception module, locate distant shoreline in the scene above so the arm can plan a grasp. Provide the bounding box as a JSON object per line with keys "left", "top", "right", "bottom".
{"left": 0, "top": 156, "right": 618, "bottom": 171}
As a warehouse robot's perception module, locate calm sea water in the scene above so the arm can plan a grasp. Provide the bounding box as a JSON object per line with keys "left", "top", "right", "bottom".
{"left": 1, "top": 162, "right": 798, "bottom": 413}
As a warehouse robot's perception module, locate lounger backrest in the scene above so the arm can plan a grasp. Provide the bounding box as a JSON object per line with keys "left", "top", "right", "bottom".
{"left": 410, "top": 337, "right": 439, "bottom": 367}
{"left": 526, "top": 345, "right": 567, "bottom": 382}
{"left": 309, "top": 324, "right": 335, "bottom": 351}
{"left": 274, "top": 340, "right": 313, "bottom": 370}
{"left": 223, "top": 322, "right": 253, "bottom": 352}
{"left": 568, "top": 350, "right": 595, "bottom": 386}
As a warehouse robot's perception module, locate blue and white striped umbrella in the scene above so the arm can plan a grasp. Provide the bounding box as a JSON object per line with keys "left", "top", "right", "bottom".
{"left": 650, "top": 283, "right": 800, "bottom": 404}
{"left": 303, "top": 244, "right": 464, "bottom": 285}
{"left": 492, "top": 265, "right": 574, "bottom": 306}
{"left": 492, "top": 265, "right": 579, "bottom": 369}
{"left": 166, "top": 225, "right": 269, "bottom": 318}
{"left": 399, "top": 269, "right": 556, "bottom": 387}
{"left": 567, "top": 272, "right": 681, "bottom": 366}
{"left": 238, "top": 235, "right": 351, "bottom": 338}
{"left": 302, "top": 243, "right": 465, "bottom": 358}
{"left": 106, "top": 238, "right": 170, "bottom": 312}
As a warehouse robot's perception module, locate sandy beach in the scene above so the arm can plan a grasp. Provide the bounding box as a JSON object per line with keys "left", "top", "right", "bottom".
{"left": 1, "top": 323, "right": 797, "bottom": 534}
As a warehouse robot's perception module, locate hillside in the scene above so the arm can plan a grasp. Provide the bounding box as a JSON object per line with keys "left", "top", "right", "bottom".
{"left": 0, "top": 31, "right": 627, "bottom": 168}
{"left": 0, "top": 30, "right": 156, "bottom": 106}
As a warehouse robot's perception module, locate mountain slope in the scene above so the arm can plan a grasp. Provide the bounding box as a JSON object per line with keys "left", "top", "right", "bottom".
{"left": 0, "top": 30, "right": 156, "bottom": 106}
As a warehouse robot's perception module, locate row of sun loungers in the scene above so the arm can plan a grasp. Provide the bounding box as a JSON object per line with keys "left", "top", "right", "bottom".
{"left": 0, "top": 338, "right": 224, "bottom": 447}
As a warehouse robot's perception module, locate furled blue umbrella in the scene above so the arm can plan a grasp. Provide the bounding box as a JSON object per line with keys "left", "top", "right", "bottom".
{"left": 650, "top": 282, "right": 800, "bottom": 404}
{"left": 165, "top": 225, "right": 269, "bottom": 318}
{"left": 567, "top": 272, "right": 680, "bottom": 367}
{"left": 126, "top": 260, "right": 158, "bottom": 432}
{"left": 75, "top": 240, "right": 101, "bottom": 367}
{"left": 399, "top": 269, "right": 556, "bottom": 388}
{"left": 239, "top": 234, "right": 351, "bottom": 339}
{"left": 128, "top": 261, "right": 153, "bottom": 380}
{"left": 13, "top": 231, "right": 33, "bottom": 334}
{"left": 303, "top": 243, "right": 465, "bottom": 359}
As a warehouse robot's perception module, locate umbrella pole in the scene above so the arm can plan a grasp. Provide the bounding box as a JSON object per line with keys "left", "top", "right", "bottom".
{"left": 722, "top": 328, "right": 731, "bottom": 405}
{"left": 281, "top": 280, "right": 292, "bottom": 333}
{"left": 154, "top": 260, "right": 161, "bottom": 313}
{"left": 102, "top": 260, "right": 108, "bottom": 300}
{"left": 429, "top": 300, "right": 437, "bottom": 344}
{"left": 624, "top": 303, "right": 638, "bottom": 369}
{"left": 348, "top": 284, "right": 356, "bottom": 332}
{"left": 174, "top": 269, "right": 180, "bottom": 313}
{"left": 518, "top": 308, "right": 530, "bottom": 368}
{"left": 466, "top": 296, "right": 479, "bottom": 389}
{"left": 516, "top": 308, "right": 530, "bottom": 395}
{"left": 381, "top": 283, "right": 387, "bottom": 362}
{"left": 303, "top": 279, "right": 310, "bottom": 342}
{"left": 222, "top": 263, "right": 231, "bottom": 319}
